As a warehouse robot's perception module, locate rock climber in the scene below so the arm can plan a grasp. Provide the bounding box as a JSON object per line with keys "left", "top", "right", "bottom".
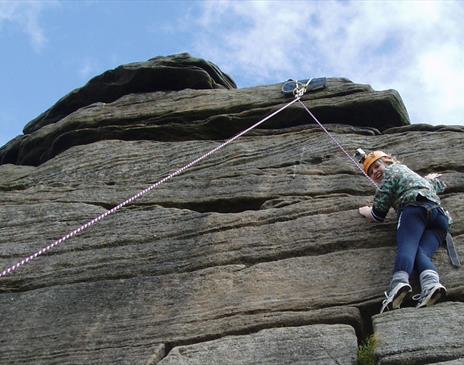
{"left": 356, "top": 149, "right": 452, "bottom": 313}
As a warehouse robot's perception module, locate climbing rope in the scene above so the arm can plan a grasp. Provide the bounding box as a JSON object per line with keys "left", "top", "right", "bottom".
{"left": 0, "top": 97, "right": 301, "bottom": 278}
{"left": 291, "top": 79, "right": 378, "bottom": 187}
{"left": 297, "top": 99, "right": 378, "bottom": 188}
{"left": 0, "top": 81, "right": 378, "bottom": 279}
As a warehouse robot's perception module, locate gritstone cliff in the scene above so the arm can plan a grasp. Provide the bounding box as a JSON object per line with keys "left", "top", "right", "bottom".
{"left": 1, "top": 53, "right": 463, "bottom": 364}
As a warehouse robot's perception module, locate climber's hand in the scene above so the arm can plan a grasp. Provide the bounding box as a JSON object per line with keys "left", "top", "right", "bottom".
{"left": 359, "top": 206, "right": 372, "bottom": 219}
{"left": 425, "top": 173, "right": 442, "bottom": 180}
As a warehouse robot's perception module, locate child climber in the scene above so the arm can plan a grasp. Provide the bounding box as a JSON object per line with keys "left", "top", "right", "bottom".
{"left": 357, "top": 150, "right": 450, "bottom": 313}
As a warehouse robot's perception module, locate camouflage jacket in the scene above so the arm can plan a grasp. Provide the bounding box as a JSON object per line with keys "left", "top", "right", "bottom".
{"left": 371, "top": 163, "right": 446, "bottom": 222}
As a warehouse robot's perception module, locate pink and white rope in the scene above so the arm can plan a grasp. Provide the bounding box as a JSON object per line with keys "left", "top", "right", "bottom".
{"left": 297, "top": 99, "right": 379, "bottom": 188}
{"left": 0, "top": 97, "right": 301, "bottom": 278}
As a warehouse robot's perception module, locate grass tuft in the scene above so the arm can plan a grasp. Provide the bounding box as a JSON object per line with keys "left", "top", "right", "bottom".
{"left": 357, "top": 335, "right": 377, "bottom": 365}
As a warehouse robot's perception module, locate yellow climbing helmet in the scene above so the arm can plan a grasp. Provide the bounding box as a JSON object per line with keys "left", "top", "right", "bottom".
{"left": 354, "top": 148, "right": 393, "bottom": 174}
{"left": 362, "top": 150, "right": 392, "bottom": 174}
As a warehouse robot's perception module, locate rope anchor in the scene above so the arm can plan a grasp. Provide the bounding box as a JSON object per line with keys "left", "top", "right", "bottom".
{"left": 293, "top": 79, "right": 311, "bottom": 97}
{"left": 281, "top": 79, "right": 311, "bottom": 98}
{"left": 281, "top": 77, "right": 328, "bottom": 98}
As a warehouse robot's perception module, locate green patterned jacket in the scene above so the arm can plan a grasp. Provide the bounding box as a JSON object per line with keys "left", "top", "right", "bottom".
{"left": 371, "top": 163, "right": 446, "bottom": 222}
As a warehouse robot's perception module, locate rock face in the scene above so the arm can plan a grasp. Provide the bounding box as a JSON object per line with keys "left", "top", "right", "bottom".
{"left": 0, "top": 54, "right": 463, "bottom": 364}
{"left": 23, "top": 53, "right": 237, "bottom": 134}
{"left": 373, "top": 302, "right": 464, "bottom": 364}
{"left": 1, "top": 65, "right": 408, "bottom": 166}
{"left": 158, "top": 325, "right": 358, "bottom": 365}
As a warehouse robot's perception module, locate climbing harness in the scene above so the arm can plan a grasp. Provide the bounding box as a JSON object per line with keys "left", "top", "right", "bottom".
{"left": 0, "top": 78, "right": 378, "bottom": 279}
{"left": 408, "top": 198, "right": 460, "bottom": 268}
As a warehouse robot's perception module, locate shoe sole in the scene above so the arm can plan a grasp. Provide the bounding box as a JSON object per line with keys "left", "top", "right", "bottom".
{"left": 392, "top": 285, "right": 412, "bottom": 309}
{"left": 380, "top": 283, "right": 412, "bottom": 313}
{"left": 417, "top": 286, "right": 447, "bottom": 308}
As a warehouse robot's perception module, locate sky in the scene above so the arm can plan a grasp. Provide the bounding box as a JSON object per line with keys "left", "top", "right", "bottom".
{"left": 1, "top": 0, "right": 463, "bottom": 148}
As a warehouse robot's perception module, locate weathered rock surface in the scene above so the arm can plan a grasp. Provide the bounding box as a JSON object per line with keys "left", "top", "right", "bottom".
{"left": 0, "top": 75, "right": 409, "bottom": 166}
{"left": 23, "top": 53, "right": 236, "bottom": 134}
{"left": 432, "top": 359, "right": 464, "bottom": 365}
{"left": 374, "top": 302, "right": 464, "bottom": 364}
{"left": 158, "top": 324, "right": 358, "bottom": 364}
{"left": 0, "top": 55, "right": 463, "bottom": 364}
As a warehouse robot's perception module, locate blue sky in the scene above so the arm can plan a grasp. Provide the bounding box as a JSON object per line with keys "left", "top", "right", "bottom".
{"left": 1, "top": 0, "right": 463, "bottom": 148}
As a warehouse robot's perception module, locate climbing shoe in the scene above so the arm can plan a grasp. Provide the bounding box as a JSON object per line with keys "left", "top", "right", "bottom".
{"left": 380, "top": 282, "right": 412, "bottom": 314}
{"left": 413, "top": 283, "right": 447, "bottom": 309}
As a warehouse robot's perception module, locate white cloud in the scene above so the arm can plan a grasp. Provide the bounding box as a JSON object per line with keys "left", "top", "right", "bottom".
{"left": 0, "top": 0, "right": 58, "bottom": 52}
{"left": 193, "top": 0, "right": 464, "bottom": 125}
{"left": 78, "top": 58, "right": 100, "bottom": 81}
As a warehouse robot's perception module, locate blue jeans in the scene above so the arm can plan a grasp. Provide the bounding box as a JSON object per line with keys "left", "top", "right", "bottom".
{"left": 394, "top": 203, "right": 449, "bottom": 274}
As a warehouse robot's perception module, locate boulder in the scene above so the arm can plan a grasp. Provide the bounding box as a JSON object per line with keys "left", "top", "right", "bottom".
{"left": 23, "top": 53, "right": 236, "bottom": 134}
{"left": 373, "top": 302, "right": 464, "bottom": 364}
{"left": 158, "top": 324, "right": 358, "bottom": 365}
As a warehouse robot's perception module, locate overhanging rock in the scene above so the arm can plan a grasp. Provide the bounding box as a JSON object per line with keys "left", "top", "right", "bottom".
{"left": 1, "top": 73, "right": 409, "bottom": 166}
{"left": 24, "top": 52, "right": 237, "bottom": 134}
